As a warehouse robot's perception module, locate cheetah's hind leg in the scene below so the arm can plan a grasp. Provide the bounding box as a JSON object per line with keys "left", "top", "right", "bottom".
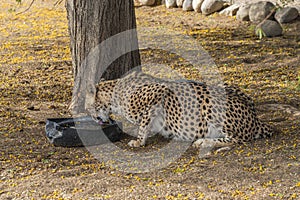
{"left": 192, "top": 136, "right": 236, "bottom": 158}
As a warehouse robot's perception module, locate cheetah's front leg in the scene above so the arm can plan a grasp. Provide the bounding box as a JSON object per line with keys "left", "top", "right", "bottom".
{"left": 128, "top": 114, "right": 152, "bottom": 147}
{"left": 128, "top": 127, "right": 151, "bottom": 147}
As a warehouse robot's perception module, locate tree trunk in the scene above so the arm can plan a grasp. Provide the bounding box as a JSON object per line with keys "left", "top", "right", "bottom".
{"left": 66, "top": 0, "right": 141, "bottom": 114}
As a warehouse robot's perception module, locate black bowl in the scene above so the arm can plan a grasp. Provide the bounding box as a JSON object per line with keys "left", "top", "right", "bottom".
{"left": 45, "top": 116, "right": 123, "bottom": 147}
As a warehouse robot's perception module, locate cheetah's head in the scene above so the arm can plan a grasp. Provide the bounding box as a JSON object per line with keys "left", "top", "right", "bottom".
{"left": 94, "top": 79, "right": 117, "bottom": 123}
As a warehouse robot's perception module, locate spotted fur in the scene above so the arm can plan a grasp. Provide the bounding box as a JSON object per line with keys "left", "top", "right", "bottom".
{"left": 92, "top": 71, "right": 273, "bottom": 156}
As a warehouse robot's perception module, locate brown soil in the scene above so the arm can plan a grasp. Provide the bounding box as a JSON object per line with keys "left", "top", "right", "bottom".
{"left": 0, "top": 1, "right": 299, "bottom": 199}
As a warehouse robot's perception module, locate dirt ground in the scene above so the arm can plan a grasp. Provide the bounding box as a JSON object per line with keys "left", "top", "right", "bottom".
{"left": 0, "top": 1, "right": 299, "bottom": 199}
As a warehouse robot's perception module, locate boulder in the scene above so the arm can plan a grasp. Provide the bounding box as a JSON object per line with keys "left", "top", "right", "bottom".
{"left": 157, "top": 0, "right": 165, "bottom": 5}
{"left": 275, "top": 7, "right": 299, "bottom": 23}
{"left": 249, "top": 1, "right": 276, "bottom": 22}
{"left": 193, "top": 0, "right": 205, "bottom": 13}
{"left": 294, "top": 6, "right": 300, "bottom": 13}
{"left": 176, "top": 0, "right": 184, "bottom": 7}
{"left": 183, "top": 0, "right": 193, "bottom": 11}
{"left": 139, "top": 0, "right": 156, "bottom": 6}
{"left": 201, "top": 0, "right": 225, "bottom": 15}
{"left": 256, "top": 20, "right": 283, "bottom": 37}
{"left": 219, "top": 3, "right": 241, "bottom": 16}
{"left": 166, "top": 0, "right": 177, "bottom": 8}
{"left": 236, "top": 4, "right": 251, "bottom": 21}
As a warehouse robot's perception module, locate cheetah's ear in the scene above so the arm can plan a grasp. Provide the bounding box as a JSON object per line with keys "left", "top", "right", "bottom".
{"left": 100, "top": 78, "right": 106, "bottom": 82}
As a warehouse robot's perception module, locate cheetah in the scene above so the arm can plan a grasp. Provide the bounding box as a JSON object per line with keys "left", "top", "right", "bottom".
{"left": 89, "top": 70, "right": 273, "bottom": 156}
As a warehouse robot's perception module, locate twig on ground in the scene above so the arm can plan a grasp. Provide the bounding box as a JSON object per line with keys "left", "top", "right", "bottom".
{"left": 16, "top": 0, "right": 35, "bottom": 15}
{"left": 257, "top": 7, "right": 278, "bottom": 27}
{"left": 54, "top": 0, "right": 64, "bottom": 7}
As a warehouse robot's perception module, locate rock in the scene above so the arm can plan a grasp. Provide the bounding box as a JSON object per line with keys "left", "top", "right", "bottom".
{"left": 154, "top": 0, "right": 166, "bottom": 6}
{"left": 183, "top": 0, "right": 193, "bottom": 11}
{"left": 221, "top": 0, "right": 234, "bottom": 3}
{"left": 193, "top": 0, "right": 204, "bottom": 13}
{"left": 201, "top": 0, "right": 225, "bottom": 15}
{"left": 219, "top": 3, "right": 240, "bottom": 16}
{"left": 249, "top": 1, "right": 276, "bottom": 23}
{"left": 166, "top": 0, "right": 177, "bottom": 8}
{"left": 294, "top": 6, "right": 300, "bottom": 13}
{"left": 27, "top": 106, "right": 40, "bottom": 111}
{"left": 255, "top": 20, "right": 283, "bottom": 37}
{"left": 236, "top": 4, "right": 251, "bottom": 21}
{"left": 176, "top": 0, "right": 184, "bottom": 7}
{"left": 139, "top": 0, "right": 156, "bottom": 6}
{"left": 275, "top": 7, "right": 299, "bottom": 23}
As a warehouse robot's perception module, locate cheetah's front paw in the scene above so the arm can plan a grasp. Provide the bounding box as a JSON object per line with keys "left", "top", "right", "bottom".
{"left": 128, "top": 140, "right": 142, "bottom": 147}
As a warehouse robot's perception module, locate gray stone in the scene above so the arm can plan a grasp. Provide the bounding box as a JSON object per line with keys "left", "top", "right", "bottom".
{"left": 176, "top": 0, "right": 184, "bottom": 7}
{"left": 157, "top": 0, "right": 164, "bottom": 5}
{"left": 236, "top": 4, "right": 251, "bottom": 21}
{"left": 201, "top": 0, "right": 226, "bottom": 15}
{"left": 219, "top": 3, "right": 241, "bottom": 16}
{"left": 183, "top": 0, "right": 193, "bottom": 11}
{"left": 249, "top": 1, "right": 275, "bottom": 22}
{"left": 222, "top": 0, "right": 234, "bottom": 3}
{"left": 294, "top": 5, "right": 300, "bottom": 13}
{"left": 275, "top": 7, "right": 299, "bottom": 23}
{"left": 139, "top": 0, "right": 156, "bottom": 6}
{"left": 166, "top": 0, "right": 177, "bottom": 8}
{"left": 256, "top": 20, "right": 283, "bottom": 37}
{"left": 193, "top": 0, "right": 205, "bottom": 13}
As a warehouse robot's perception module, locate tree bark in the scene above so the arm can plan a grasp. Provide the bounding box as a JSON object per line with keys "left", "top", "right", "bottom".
{"left": 66, "top": 0, "right": 141, "bottom": 114}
